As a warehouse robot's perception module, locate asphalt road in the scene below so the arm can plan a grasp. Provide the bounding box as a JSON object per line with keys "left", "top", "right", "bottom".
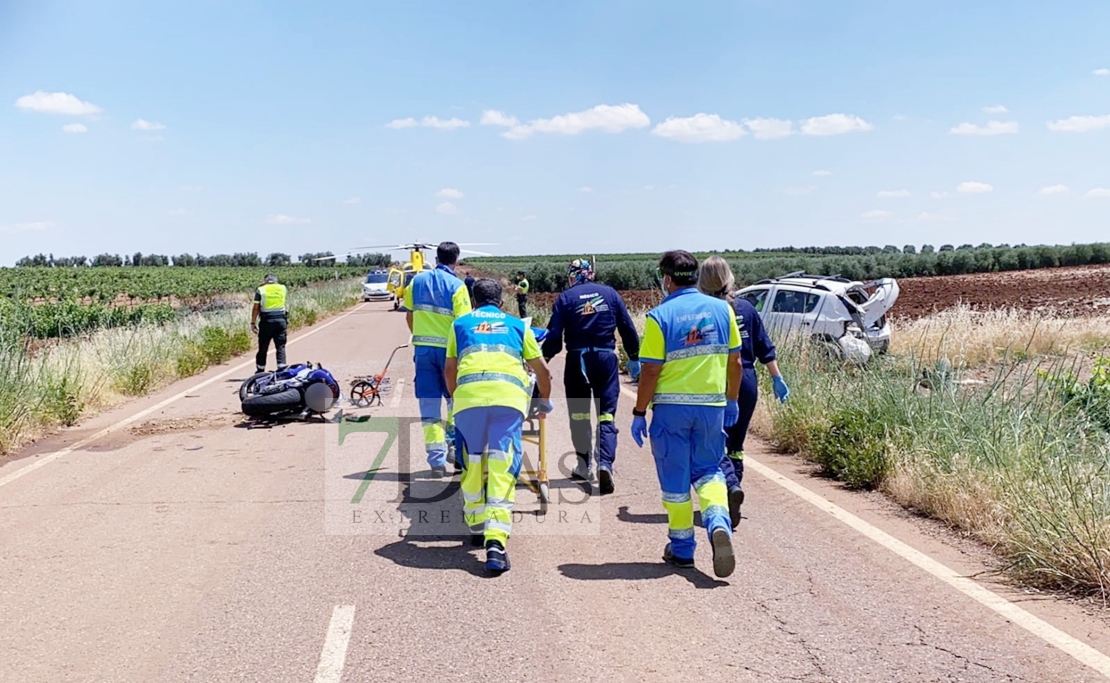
{"left": 2, "top": 301, "right": 1110, "bottom": 682}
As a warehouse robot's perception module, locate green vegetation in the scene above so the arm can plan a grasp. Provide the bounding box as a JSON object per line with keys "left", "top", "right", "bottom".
{"left": 762, "top": 333, "right": 1110, "bottom": 596}
{"left": 466, "top": 242, "right": 1110, "bottom": 292}
{"left": 0, "top": 279, "right": 361, "bottom": 455}
{"left": 0, "top": 265, "right": 380, "bottom": 339}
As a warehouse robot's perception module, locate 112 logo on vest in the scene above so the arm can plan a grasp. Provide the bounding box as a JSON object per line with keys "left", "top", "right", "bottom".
{"left": 684, "top": 318, "right": 719, "bottom": 346}
{"left": 474, "top": 321, "right": 507, "bottom": 334}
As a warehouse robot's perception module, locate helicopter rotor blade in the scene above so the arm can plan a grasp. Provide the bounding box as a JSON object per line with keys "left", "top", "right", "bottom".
{"left": 458, "top": 249, "right": 494, "bottom": 257}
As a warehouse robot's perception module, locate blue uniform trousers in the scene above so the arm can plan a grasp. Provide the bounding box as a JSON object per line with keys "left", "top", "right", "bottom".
{"left": 413, "top": 346, "right": 454, "bottom": 468}
{"left": 649, "top": 404, "right": 732, "bottom": 560}
{"left": 564, "top": 349, "right": 621, "bottom": 471}
{"left": 720, "top": 367, "right": 758, "bottom": 490}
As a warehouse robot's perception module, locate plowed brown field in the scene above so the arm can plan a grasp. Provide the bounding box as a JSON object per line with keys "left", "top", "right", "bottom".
{"left": 467, "top": 265, "right": 1110, "bottom": 319}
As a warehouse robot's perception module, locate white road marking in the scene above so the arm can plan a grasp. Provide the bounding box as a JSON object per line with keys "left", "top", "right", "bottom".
{"left": 313, "top": 604, "right": 355, "bottom": 683}
{"left": 0, "top": 304, "right": 368, "bottom": 490}
{"left": 619, "top": 386, "right": 1110, "bottom": 677}
{"left": 389, "top": 378, "right": 405, "bottom": 408}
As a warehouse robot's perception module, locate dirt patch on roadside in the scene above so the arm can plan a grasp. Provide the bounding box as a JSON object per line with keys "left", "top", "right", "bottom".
{"left": 130, "top": 412, "right": 237, "bottom": 437}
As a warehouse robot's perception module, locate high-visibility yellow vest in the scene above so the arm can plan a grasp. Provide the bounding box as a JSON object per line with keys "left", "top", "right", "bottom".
{"left": 447, "top": 305, "right": 542, "bottom": 415}
{"left": 257, "top": 283, "right": 287, "bottom": 313}
{"left": 640, "top": 287, "right": 741, "bottom": 407}
{"left": 404, "top": 265, "right": 471, "bottom": 348}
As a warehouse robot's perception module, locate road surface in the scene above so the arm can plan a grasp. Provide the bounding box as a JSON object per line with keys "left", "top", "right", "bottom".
{"left": 2, "top": 302, "right": 1109, "bottom": 682}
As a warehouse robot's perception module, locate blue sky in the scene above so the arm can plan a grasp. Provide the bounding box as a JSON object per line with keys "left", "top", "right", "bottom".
{"left": 1, "top": 0, "right": 1109, "bottom": 265}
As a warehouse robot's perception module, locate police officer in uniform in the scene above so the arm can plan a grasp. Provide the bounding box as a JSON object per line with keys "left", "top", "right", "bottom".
{"left": 251, "top": 273, "right": 288, "bottom": 372}
{"left": 542, "top": 258, "right": 640, "bottom": 494}
{"left": 515, "top": 270, "right": 529, "bottom": 318}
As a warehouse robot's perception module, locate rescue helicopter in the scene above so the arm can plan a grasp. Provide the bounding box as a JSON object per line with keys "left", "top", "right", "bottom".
{"left": 315, "top": 241, "right": 497, "bottom": 310}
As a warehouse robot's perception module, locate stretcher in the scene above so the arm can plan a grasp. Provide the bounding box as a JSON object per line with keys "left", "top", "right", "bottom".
{"left": 519, "top": 396, "right": 549, "bottom": 514}
{"left": 518, "top": 324, "right": 550, "bottom": 513}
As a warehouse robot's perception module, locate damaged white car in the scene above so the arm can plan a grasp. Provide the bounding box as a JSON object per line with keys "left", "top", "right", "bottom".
{"left": 735, "top": 272, "right": 900, "bottom": 364}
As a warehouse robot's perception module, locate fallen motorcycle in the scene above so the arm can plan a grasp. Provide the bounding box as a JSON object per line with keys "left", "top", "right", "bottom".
{"left": 239, "top": 362, "right": 341, "bottom": 418}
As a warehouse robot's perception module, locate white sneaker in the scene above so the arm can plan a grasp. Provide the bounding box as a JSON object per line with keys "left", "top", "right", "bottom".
{"left": 571, "top": 459, "right": 594, "bottom": 482}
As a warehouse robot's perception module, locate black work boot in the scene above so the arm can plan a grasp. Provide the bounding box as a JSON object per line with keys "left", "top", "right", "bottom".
{"left": 728, "top": 486, "right": 745, "bottom": 529}
{"left": 485, "top": 540, "right": 510, "bottom": 574}
{"left": 598, "top": 467, "right": 615, "bottom": 495}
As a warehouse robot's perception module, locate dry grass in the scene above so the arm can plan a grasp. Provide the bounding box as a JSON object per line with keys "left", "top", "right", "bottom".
{"left": 893, "top": 305, "right": 1110, "bottom": 367}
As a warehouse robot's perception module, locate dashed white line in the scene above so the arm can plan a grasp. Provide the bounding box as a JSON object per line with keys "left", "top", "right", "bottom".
{"left": 619, "top": 385, "right": 1110, "bottom": 677}
{"left": 0, "top": 304, "right": 368, "bottom": 490}
{"left": 313, "top": 604, "right": 355, "bottom": 683}
{"left": 389, "top": 378, "right": 405, "bottom": 408}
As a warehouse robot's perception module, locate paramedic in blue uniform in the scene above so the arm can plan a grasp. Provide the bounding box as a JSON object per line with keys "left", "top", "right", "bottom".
{"left": 698, "top": 256, "right": 789, "bottom": 528}
{"left": 541, "top": 258, "right": 641, "bottom": 495}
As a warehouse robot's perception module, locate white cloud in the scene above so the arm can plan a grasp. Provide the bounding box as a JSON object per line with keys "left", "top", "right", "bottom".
{"left": 861, "top": 210, "right": 895, "bottom": 222}
{"left": 179, "top": 185, "right": 202, "bottom": 192}
{"left": 343, "top": 197, "right": 361, "bottom": 205}
{"left": 893, "top": 114, "right": 908, "bottom": 122}
{"left": 520, "top": 214, "right": 538, "bottom": 221}
{"left": 643, "top": 185, "right": 656, "bottom": 191}
{"left": 62, "top": 123, "right": 87, "bottom": 134}
{"left": 0, "top": 220, "right": 54, "bottom": 233}
{"left": 812, "top": 169, "right": 832, "bottom": 177}
{"left": 742, "top": 117, "right": 794, "bottom": 140}
{"left": 957, "top": 181, "right": 993, "bottom": 194}
{"left": 1085, "top": 188, "right": 1110, "bottom": 198}
{"left": 1094, "top": 68, "right": 1110, "bottom": 77}
{"left": 131, "top": 118, "right": 166, "bottom": 131}
{"left": 15, "top": 91, "right": 101, "bottom": 115}
{"left": 579, "top": 186, "right": 593, "bottom": 193}
{"left": 496, "top": 207, "right": 506, "bottom": 212}
{"left": 421, "top": 116, "right": 469, "bottom": 129}
{"left": 385, "top": 117, "right": 418, "bottom": 129}
{"left": 651, "top": 113, "right": 746, "bottom": 142}
{"left": 982, "top": 105, "right": 1009, "bottom": 114}
{"left": 386, "top": 116, "right": 470, "bottom": 130}
{"left": 783, "top": 186, "right": 817, "bottom": 196}
{"left": 266, "top": 214, "right": 311, "bottom": 225}
{"left": 436, "top": 201, "right": 460, "bottom": 215}
{"left": 800, "top": 113, "right": 873, "bottom": 136}
{"left": 1046, "top": 114, "right": 1110, "bottom": 133}
{"left": 1036, "top": 185, "right": 1070, "bottom": 197}
{"left": 504, "top": 103, "right": 649, "bottom": 140}
{"left": 168, "top": 207, "right": 187, "bottom": 215}
{"left": 877, "top": 189, "right": 911, "bottom": 198}
{"left": 435, "top": 188, "right": 464, "bottom": 199}
{"left": 931, "top": 191, "right": 950, "bottom": 199}
{"left": 480, "top": 110, "right": 519, "bottom": 127}
{"left": 950, "top": 120, "right": 1019, "bottom": 136}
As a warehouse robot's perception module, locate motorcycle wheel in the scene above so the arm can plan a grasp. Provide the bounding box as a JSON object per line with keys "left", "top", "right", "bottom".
{"left": 239, "top": 371, "right": 274, "bottom": 403}
{"left": 241, "top": 387, "right": 304, "bottom": 417}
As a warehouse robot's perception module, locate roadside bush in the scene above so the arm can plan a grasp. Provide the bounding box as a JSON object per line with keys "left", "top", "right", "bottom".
{"left": 808, "top": 405, "right": 892, "bottom": 489}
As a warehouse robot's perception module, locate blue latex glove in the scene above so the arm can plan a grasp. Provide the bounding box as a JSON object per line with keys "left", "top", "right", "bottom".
{"left": 772, "top": 376, "right": 790, "bottom": 403}
{"left": 631, "top": 415, "right": 648, "bottom": 447}
{"left": 626, "top": 360, "right": 641, "bottom": 381}
{"left": 538, "top": 399, "right": 555, "bottom": 414}
{"left": 724, "top": 399, "right": 739, "bottom": 427}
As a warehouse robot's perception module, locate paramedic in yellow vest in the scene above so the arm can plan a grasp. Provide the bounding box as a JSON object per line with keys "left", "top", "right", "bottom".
{"left": 515, "top": 270, "right": 529, "bottom": 318}
{"left": 446, "top": 278, "right": 553, "bottom": 574}
{"left": 630, "top": 250, "right": 741, "bottom": 579}
{"left": 405, "top": 242, "right": 472, "bottom": 477}
{"left": 251, "top": 273, "right": 288, "bottom": 373}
